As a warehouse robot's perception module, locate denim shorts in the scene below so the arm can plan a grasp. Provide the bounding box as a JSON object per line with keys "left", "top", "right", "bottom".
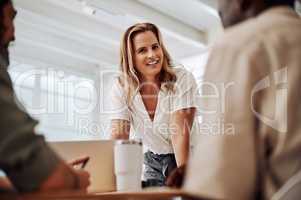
{"left": 142, "top": 151, "right": 177, "bottom": 187}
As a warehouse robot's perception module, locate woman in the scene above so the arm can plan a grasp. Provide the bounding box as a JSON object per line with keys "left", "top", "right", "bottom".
{"left": 110, "top": 23, "right": 198, "bottom": 187}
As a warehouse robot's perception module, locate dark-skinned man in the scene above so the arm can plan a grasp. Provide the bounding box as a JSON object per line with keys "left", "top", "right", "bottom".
{"left": 167, "top": 0, "right": 301, "bottom": 199}
{"left": 0, "top": 0, "right": 90, "bottom": 193}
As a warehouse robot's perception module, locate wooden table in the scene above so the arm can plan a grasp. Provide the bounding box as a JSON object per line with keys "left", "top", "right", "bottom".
{"left": 0, "top": 188, "right": 213, "bottom": 200}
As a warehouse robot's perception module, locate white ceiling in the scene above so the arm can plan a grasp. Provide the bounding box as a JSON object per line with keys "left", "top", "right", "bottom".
{"left": 11, "top": 0, "right": 220, "bottom": 76}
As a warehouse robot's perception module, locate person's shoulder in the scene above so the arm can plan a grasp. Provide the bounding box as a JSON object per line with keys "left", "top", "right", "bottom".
{"left": 213, "top": 19, "right": 260, "bottom": 53}
{"left": 172, "top": 66, "right": 194, "bottom": 80}
{"left": 171, "top": 66, "right": 196, "bottom": 90}
{"left": 110, "top": 76, "right": 125, "bottom": 94}
{"left": 209, "top": 22, "right": 266, "bottom": 68}
{"left": 214, "top": 7, "right": 301, "bottom": 53}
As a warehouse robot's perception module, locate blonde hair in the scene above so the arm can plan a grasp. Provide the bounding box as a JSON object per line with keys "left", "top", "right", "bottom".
{"left": 119, "top": 22, "right": 177, "bottom": 107}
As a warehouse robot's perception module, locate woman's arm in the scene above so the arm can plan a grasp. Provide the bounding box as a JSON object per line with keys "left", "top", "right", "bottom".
{"left": 111, "top": 119, "right": 130, "bottom": 140}
{"left": 170, "top": 107, "right": 196, "bottom": 167}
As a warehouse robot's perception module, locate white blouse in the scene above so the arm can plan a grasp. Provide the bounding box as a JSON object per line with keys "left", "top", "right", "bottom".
{"left": 109, "top": 67, "right": 199, "bottom": 154}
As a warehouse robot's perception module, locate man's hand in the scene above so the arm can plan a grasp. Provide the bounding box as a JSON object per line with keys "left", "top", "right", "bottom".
{"left": 39, "top": 161, "right": 90, "bottom": 192}
{"left": 0, "top": 177, "right": 13, "bottom": 190}
{"left": 69, "top": 156, "right": 91, "bottom": 189}
{"left": 165, "top": 164, "right": 187, "bottom": 188}
{"left": 73, "top": 169, "right": 90, "bottom": 189}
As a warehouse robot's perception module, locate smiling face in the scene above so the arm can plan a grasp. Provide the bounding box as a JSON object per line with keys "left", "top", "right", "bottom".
{"left": 132, "top": 31, "right": 164, "bottom": 81}
{"left": 0, "top": 1, "right": 16, "bottom": 67}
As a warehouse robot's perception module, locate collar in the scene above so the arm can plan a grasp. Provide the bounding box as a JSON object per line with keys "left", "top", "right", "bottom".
{"left": 259, "top": 6, "right": 300, "bottom": 20}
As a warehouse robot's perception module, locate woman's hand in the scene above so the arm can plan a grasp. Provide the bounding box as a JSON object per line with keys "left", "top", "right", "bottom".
{"left": 165, "top": 164, "right": 187, "bottom": 188}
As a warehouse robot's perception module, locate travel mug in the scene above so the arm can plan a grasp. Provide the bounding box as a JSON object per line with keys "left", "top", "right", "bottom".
{"left": 114, "top": 140, "right": 143, "bottom": 191}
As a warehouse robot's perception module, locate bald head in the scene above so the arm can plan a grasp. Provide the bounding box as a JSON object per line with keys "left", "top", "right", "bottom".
{"left": 218, "top": 0, "right": 295, "bottom": 28}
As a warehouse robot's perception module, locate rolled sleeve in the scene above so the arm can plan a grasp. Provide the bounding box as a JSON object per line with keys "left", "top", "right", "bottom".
{"left": 0, "top": 70, "right": 60, "bottom": 192}
{"left": 171, "top": 69, "right": 198, "bottom": 112}
{"left": 109, "top": 79, "right": 130, "bottom": 121}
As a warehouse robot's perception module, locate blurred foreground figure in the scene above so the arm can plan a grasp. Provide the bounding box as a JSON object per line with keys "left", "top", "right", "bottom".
{"left": 182, "top": 0, "right": 301, "bottom": 199}
{"left": 0, "top": 0, "right": 90, "bottom": 193}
